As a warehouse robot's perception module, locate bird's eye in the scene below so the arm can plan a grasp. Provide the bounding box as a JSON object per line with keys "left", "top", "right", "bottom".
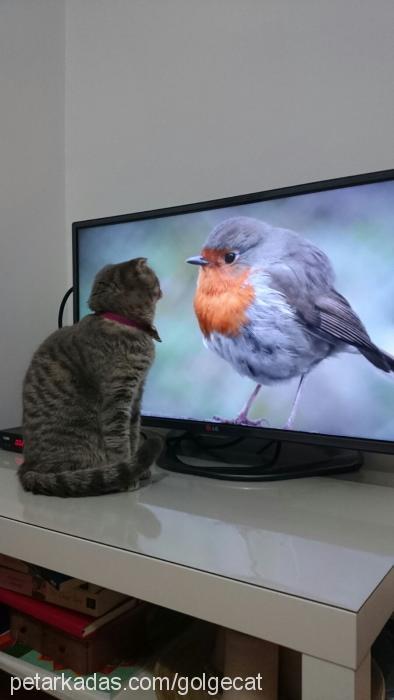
{"left": 224, "top": 252, "right": 237, "bottom": 264}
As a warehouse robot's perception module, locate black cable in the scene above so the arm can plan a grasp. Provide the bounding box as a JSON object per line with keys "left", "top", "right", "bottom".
{"left": 167, "top": 432, "right": 248, "bottom": 463}
{"left": 167, "top": 433, "right": 244, "bottom": 451}
{"left": 193, "top": 435, "right": 245, "bottom": 451}
{"left": 58, "top": 287, "right": 74, "bottom": 329}
{"left": 256, "top": 439, "right": 276, "bottom": 454}
{"left": 257, "top": 440, "right": 282, "bottom": 469}
{"left": 167, "top": 432, "right": 275, "bottom": 457}
{"left": 164, "top": 431, "right": 283, "bottom": 480}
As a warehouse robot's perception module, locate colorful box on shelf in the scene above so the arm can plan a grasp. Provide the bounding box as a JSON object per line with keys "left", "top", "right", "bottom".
{"left": 8, "top": 595, "right": 147, "bottom": 675}
{"left": 0, "top": 555, "right": 31, "bottom": 574}
{"left": 0, "top": 555, "right": 75, "bottom": 599}
{"left": 0, "top": 588, "right": 138, "bottom": 638}
{"left": 45, "top": 581, "right": 129, "bottom": 618}
{"left": 0, "top": 555, "right": 128, "bottom": 617}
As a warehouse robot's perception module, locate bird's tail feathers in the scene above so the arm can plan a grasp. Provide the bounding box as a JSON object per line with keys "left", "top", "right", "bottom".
{"left": 360, "top": 345, "right": 394, "bottom": 373}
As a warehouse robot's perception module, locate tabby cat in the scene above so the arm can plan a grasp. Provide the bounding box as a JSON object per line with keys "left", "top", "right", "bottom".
{"left": 19, "top": 258, "right": 163, "bottom": 497}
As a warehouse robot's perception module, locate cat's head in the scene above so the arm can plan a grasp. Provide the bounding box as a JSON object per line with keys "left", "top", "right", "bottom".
{"left": 88, "top": 258, "right": 162, "bottom": 319}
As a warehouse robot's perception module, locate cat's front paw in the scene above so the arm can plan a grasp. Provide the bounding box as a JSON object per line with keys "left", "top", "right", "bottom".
{"left": 128, "top": 471, "right": 151, "bottom": 492}
{"left": 137, "top": 435, "right": 163, "bottom": 468}
{"left": 139, "top": 468, "right": 152, "bottom": 484}
{"left": 143, "top": 435, "right": 164, "bottom": 461}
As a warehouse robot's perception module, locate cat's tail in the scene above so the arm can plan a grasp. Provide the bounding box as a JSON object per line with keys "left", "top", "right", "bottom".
{"left": 18, "top": 436, "right": 163, "bottom": 498}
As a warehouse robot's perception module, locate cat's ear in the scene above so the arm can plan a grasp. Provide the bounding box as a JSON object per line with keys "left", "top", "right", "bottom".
{"left": 134, "top": 257, "right": 148, "bottom": 271}
{"left": 132, "top": 257, "right": 149, "bottom": 277}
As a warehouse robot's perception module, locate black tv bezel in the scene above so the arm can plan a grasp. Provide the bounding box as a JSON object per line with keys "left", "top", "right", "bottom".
{"left": 72, "top": 167, "right": 394, "bottom": 456}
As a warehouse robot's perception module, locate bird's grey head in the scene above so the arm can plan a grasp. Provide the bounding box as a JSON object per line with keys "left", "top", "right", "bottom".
{"left": 186, "top": 217, "right": 278, "bottom": 270}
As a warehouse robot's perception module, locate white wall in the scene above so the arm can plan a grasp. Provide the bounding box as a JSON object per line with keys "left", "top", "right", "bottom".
{"left": 65, "top": 0, "right": 393, "bottom": 223}
{"left": 0, "top": 0, "right": 66, "bottom": 427}
{"left": 1, "top": 0, "right": 393, "bottom": 446}
{"left": 64, "top": 0, "right": 394, "bottom": 470}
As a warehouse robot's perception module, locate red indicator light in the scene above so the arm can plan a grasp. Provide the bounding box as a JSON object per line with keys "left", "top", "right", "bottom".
{"left": 14, "top": 438, "right": 24, "bottom": 449}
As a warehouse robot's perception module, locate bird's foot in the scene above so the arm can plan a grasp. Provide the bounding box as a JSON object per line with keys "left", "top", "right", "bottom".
{"left": 282, "top": 410, "right": 298, "bottom": 431}
{"left": 282, "top": 420, "right": 295, "bottom": 431}
{"left": 235, "top": 413, "right": 270, "bottom": 428}
{"left": 212, "top": 414, "right": 269, "bottom": 428}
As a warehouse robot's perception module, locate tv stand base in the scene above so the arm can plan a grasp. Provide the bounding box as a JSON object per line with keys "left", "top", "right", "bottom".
{"left": 157, "top": 433, "right": 363, "bottom": 482}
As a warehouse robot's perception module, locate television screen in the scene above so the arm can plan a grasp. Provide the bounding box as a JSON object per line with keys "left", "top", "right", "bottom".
{"left": 74, "top": 172, "right": 394, "bottom": 448}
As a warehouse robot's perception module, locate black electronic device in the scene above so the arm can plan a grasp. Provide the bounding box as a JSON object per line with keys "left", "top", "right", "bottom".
{"left": 0, "top": 427, "right": 24, "bottom": 453}
{"left": 70, "top": 169, "right": 394, "bottom": 480}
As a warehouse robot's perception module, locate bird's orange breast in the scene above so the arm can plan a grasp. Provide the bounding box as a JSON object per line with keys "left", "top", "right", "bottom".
{"left": 193, "top": 266, "right": 255, "bottom": 337}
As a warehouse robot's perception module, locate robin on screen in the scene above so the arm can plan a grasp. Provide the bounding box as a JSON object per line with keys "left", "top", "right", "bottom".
{"left": 187, "top": 216, "right": 394, "bottom": 428}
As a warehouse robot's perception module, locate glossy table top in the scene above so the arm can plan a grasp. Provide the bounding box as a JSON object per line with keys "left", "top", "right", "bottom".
{"left": 1, "top": 449, "right": 394, "bottom": 612}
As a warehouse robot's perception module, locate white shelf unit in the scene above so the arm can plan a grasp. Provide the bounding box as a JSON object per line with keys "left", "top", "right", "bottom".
{"left": 0, "top": 448, "right": 394, "bottom": 700}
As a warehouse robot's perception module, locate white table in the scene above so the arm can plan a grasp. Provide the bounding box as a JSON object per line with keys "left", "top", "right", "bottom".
{"left": 0, "top": 448, "right": 393, "bottom": 700}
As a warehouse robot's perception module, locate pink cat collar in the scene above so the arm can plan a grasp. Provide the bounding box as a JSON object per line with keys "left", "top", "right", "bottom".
{"left": 96, "top": 312, "right": 161, "bottom": 342}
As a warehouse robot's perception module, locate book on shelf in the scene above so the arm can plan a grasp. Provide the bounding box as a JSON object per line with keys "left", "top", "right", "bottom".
{"left": 0, "top": 554, "right": 73, "bottom": 588}
{"left": 0, "top": 554, "right": 30, "bottom": 574}
{"left": 0, "top": 555, "right": 127, "bottom": 616}
{"left": 10, "top": 602, "right": 148, "bottom": 675}
{"left": 0, "top": 588, "right": 138, "bottom": 639}
{"left": 0, "top": 561, "right": 75, "bottom": 599}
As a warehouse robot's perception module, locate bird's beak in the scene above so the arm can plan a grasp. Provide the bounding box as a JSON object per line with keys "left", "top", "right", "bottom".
{"left": 186, "top": 255, "right": 209, "bottom": 266}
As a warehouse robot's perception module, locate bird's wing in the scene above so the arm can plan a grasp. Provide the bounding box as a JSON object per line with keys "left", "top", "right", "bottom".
{"left": 313, "top": 292, "right": 374, "bottom": 348}
{"left": 267, "top": 263, "right": 393, "bottom": 371}
{"left": 312, "top": 293, "right": 394, "bottom": 372}
{"left": 267, "top": 262, "right": 373, "bottom": 346}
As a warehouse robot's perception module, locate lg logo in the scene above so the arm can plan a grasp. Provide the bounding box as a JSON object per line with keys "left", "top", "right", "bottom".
{"left": 204, "top": 424, "right": 220, "bottom": 433}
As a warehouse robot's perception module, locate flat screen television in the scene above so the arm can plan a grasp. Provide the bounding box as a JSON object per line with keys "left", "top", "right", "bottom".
{"left": 73, "top": 169, "right": 394, "bottom": 479}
